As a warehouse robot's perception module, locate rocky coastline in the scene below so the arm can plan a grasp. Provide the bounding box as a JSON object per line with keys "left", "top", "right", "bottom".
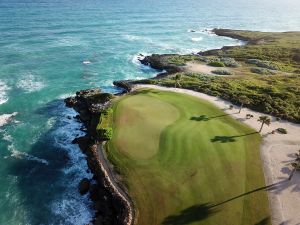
{"left": 65, "top": 89, "right": 134, "bottom": 225}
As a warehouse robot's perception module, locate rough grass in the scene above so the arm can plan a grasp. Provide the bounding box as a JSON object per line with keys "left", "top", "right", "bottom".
{"left": 205, "top": 30, "right": 300, "bottom": 72}
{"left": 107, "top": 89, "right": 270, "bottom": 225}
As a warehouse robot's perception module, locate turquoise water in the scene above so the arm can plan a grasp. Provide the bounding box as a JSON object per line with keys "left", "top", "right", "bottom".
{"left": 0, "top": 0, "right": 299, "bottom": 224}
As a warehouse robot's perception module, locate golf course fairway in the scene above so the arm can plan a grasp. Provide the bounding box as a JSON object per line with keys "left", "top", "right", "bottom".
{"left": 107, "top": 89, "right": 270, "bottom": 225}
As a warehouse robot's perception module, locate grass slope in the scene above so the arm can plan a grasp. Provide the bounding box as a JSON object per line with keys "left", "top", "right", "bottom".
{"left": 107, "top": 89, "right": 270, "bottom": 225}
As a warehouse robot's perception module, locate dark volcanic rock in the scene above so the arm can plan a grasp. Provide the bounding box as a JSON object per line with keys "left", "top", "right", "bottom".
{"left": 113, "top": 80, "right": 132, "bottom": 92}
{"left": 139, "top": 54, "right": 183, "bottom": 74}
{"left": 79, "top": 178, "right": 90, "bottom": 195}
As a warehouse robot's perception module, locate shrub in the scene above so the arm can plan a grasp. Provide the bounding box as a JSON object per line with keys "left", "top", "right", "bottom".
{"left": 246, "top": 114, "right": 254, "bottom": 119}
{"left": 250, "top": 67, "right": 276, "bottom": 75}
{"left": 208, "top": 61, "right": 225, "bottom": 67}
{"left": 277, "top": 128, "right": 287, "bottom": 134}
{"left": 96, "top": 108, "right": 113, "bottom": 140}
{"left": 246, "top": 59, "right": 279, "bottom": 70}
{"left": 98, "top": 127, "right": 113, "bottom": 140}
{"left": 220, "top": 57, "right": 241, "bottom": 67}
{"left": 212, "top": 70, "right": 233, "bottom": 75}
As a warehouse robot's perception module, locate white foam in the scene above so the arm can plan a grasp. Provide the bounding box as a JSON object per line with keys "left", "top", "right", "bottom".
{"left": 58, "top": 93, "right": 76, "bottom": 100}
{"left": 191, "top": 37, "right": 203, "bottom": 42}
{"left": 0, "top": 112, "right": 18, "bottom": 127}
{"left": 51, "top": 198, "right": 94, "bottom": 225}
{"left": 131, "top": 53, "right": 148, "bottom": 66}
{"left": 82, "top": 60, "right": 91, "bottom": 65}
{"left": 50, "top": 103, "right": 94, "bottom": 224}
{"left": 123, "top": 34, "right": 143, "bottom": 41}
{"left": 2, "top": 132, "right": 13, "bottom": 142}
{"left": 0, "top": 80, "right": 10, "bottom": 105}
{"left": 7, "top": 144, "right": 49, "bottom": 165}
{"left": 16, "top": 72, "right": 45, "bottom": 93}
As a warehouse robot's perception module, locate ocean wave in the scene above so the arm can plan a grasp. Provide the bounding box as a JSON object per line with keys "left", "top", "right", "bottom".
{"left": 16, "top": 72, "right": 45, "bottom": 93}
{"left": 0, "top": 112, "right": 18, "bottom": 127}
{"left": 123, "top": 34, "right": 175, "bottom": 51}
{"left": 50, "top": 103, "right": 94, "bottom": 224}
{"left": 58, "top": 93, "right": 76, "bottom": 100}
{"left": 131, "top": 53, "right": 148, "bottom": 66}
{"left": 191, "top": 37, "right": 203, "bottom": 42}
{"left": 7, "top": 144, "right": 49, "bottom": 165}
{"left": 0, "top": 80, "right": 10, "bottom": 105}
{"left": 51, "top": 198, "right": 94, "bottom": 225}
{"left": 123, "top": 34, "right": 144, "bottom": 41}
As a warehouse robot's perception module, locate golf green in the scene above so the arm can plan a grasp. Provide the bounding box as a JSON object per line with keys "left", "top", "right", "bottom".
{"left": 107, "top": 89, "right": 270, "bottom": 225}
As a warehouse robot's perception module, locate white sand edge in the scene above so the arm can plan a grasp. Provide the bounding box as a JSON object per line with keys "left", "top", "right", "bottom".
{"left": 133, "top": 84, "right": 300, "bottom": 225}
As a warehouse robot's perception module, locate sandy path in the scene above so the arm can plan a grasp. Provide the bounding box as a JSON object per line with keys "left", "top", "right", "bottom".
{"left": 185, "top": 61, "right": 218, "bottom": 74}
{"left": 133, "top": 84, "right": 300, "bottom": 225}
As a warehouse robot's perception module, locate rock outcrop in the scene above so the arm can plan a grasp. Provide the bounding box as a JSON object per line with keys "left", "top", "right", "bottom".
{"left": 65, "top": 89, "right": 134, "bottom": 225}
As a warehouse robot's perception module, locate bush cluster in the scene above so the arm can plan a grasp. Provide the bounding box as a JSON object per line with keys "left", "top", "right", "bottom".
{"left": 250, "top": 67, "right": 276, "bottom": 75}
{"left": 208, "top": 61, "right": 225, "bottom": 67}
{"left": 212, "top": 69, "right": 233, "bottom": 75}
{"left": 246, "top": 59, "right": 279, "bottom": 70}
{"left": 96, "top": 108, "right": 113, "bottom": 141}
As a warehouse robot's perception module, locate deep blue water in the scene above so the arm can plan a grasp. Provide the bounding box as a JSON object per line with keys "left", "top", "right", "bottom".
{"left": 0, "top": 0, "right": 299, "bottom": 224}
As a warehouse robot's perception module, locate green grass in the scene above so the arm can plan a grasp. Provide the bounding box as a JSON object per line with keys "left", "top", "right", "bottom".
{"left": 107, "top": 89, "right": 270, "bottom": 225}
{"left": 136, "top": 73, "right": 300, "bottom": 122}
{"left": 96, "top": 108, "right": 113, "bottom": 140}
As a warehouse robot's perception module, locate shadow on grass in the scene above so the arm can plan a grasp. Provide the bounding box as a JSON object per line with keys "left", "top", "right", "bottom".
{"left": 255, "top": 217, "right": 270, "bottom": 225}
{"left": 162, "top": 181, "right": 282, "bottom": 225}
{"left": 162, "top": 203, "right": 218, "bottom": 225}
{"left": 211, "top": 132, "right": 257, "bottom": 143}
{"left": 190, "top": 113, "right": 238, "bottom": 122}
{"left": 211, "top": 180, "right": 290, "bottom": 209}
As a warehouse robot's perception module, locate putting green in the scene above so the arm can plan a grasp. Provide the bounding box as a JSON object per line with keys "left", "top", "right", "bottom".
{"left": 107, "top": 89, "right": 270, "bottom": 225}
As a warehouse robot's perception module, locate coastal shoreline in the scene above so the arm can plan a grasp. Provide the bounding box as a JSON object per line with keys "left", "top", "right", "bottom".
{"left": 65, "top": 90, "right": 134, "bottom": 225}
{"left": 132, "top": 84, "right": 300, "bottom": 225}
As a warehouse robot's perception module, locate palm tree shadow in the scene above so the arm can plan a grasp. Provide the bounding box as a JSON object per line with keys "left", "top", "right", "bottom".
{"left": 211, "top": 132, "right": 257, "bottom": 143}
{"left": 190, "top": 115, "right": 210, "bottom": 121}
{"left": 255, "top": 217, "right": 270, "bottom": 225}
{"left": 190, "top": 113, "right": 238, "bottom": 122}
{"left": 162, "top": 203, "right": 219, "bottom": 225}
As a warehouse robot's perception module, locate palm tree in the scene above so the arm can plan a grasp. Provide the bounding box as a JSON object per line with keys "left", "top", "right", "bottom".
{"left": 289, "top": 161, "right": 300, "bottom": 180}
{"left": 238, "top": 95, "right": 250, "bottom": 113}
{"left": 289, "top": 150, "right": 300, "bottom": 180}
{"left": 257, "top": 116, "right": 271, "bottom": 133}
{"left": 174, "top": 74, "right": 181, "bottom": 88}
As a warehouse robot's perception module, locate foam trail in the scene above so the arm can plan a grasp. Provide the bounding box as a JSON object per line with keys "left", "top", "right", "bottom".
{"left": 0, "top": 112, "right": 18, "bottom": 127}
{"left": 0, "top": 80, "right": 10, "bottom": 105}
{"left": 7, "top": 144, "right": 49, "bottom": 165}
{"left": 16, "top": 72, "right": 45, "bottom": 93}
{"left": 191, "top": 37, "right": 203, "bottom": 42}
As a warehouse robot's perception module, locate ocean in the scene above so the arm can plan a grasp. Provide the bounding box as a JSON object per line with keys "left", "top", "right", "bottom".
{"left": 0, "top": 0, "right": 299, "bottom": 224}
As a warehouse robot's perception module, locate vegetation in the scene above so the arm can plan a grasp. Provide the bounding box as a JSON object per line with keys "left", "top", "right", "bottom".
{"left": 135, "top": 74, "right": 300, "bottom": 122}
{"left": 96, "top": 108, "right": 113, "bottom": 140}
{"left": 238, "top": 95, "right": 251, "bottom": 113}
{"left": 205, "top": 29, "right": 300, "bottom": 73}
{"left": 257, "top": 116, "right": 271, "bottom": 133}
{"left": 289, "top": 150, "right": 300, "bottom": 180}
{"left": 246, "top": 59, "right": 280, "bottom": 70}
{"left": 107, "top": 89, "right": 269, "bottom": 225}
{"left": 277, "top": 128, "right": 287, "bottom": 134}
{"left": 208, "top": 61, "right": 225, "bottom": 67}
{"left": 250, "top": 67, "right": 276, "bottom": 75}
{"left": 211, "top": 69, "right": 233, "bottom": 75}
